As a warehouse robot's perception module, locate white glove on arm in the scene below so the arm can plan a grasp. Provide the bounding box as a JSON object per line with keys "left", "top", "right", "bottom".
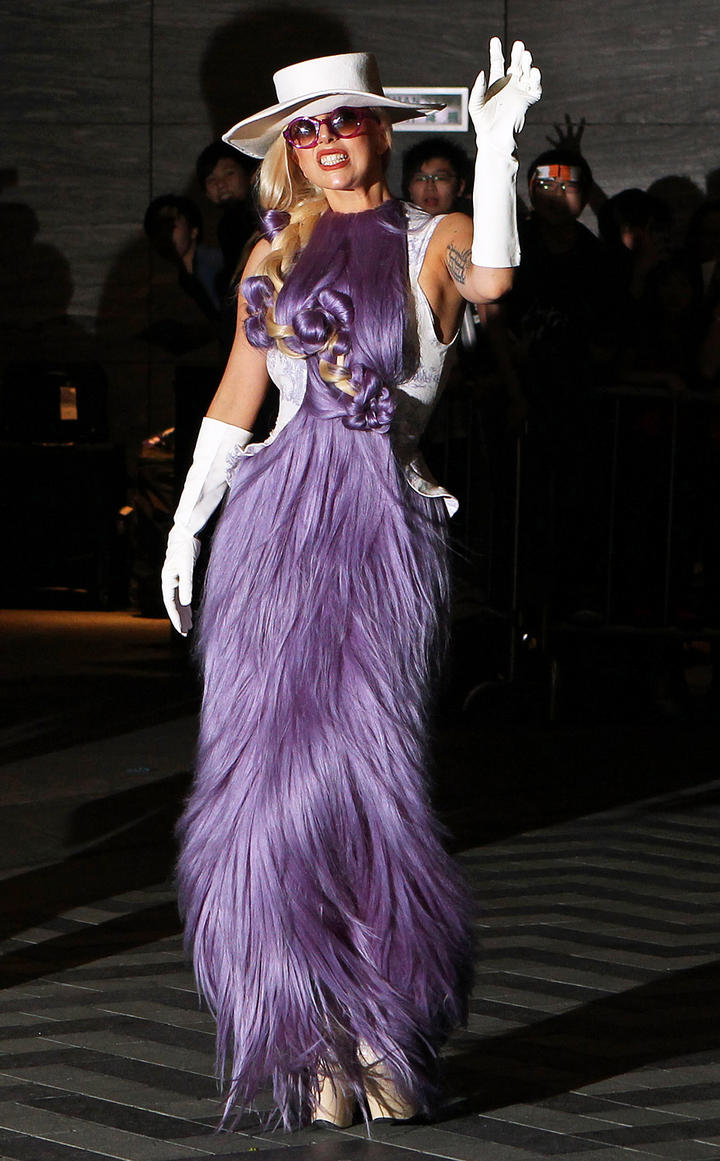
{"left": 161, "top": 416, "right": 252, "bottom": 635}
{"left": 469, "top": 37, "right": 542, "bottom": 268}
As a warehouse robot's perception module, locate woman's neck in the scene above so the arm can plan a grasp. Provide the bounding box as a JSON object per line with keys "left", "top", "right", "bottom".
{"left": 323, "top": 178, "right": 393, "bottom": 214}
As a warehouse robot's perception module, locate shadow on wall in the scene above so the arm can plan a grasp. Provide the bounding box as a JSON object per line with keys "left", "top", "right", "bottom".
{"left": 0, "top": 199, "right": 98, "bottom": 368}
{"left": 93, "top": 8, "right": 354, "bottom": 458}
{"left": 646, "top": 174, "right": 706, "bottom": 251}
{"left": 200, "top": 8, "right": 353, "bottom": 138}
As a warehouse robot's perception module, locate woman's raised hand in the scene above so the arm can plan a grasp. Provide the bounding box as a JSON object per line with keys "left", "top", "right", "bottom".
{"left": 467, "top": 38, "right": 541, "bottom": 270}
{"left": 469, "top": 37, "right": 542, "bottom": 149}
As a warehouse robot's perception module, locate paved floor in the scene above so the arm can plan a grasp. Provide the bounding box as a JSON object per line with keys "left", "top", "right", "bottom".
{"left": 0, "top": 610, "right": 198, "bottom": 765}
{"left": 2, "top": 610, "right": 720, "bottom": 1159}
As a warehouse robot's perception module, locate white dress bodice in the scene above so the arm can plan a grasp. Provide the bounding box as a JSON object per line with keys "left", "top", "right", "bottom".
{"left": 232, "top": 202, "right": 459, "bottom": 514}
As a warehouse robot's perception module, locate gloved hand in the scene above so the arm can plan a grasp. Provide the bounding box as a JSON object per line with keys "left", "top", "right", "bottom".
{"left": 469, "top": 37, "right": 542, "bottom": 268}
{"left": 161, "top": 416, "right": 252, "bottom": 635}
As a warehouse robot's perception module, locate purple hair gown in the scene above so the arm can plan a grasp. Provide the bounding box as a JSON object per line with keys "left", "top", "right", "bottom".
{"left": 177, "top": 201, "right": 474, "bottom": 1128}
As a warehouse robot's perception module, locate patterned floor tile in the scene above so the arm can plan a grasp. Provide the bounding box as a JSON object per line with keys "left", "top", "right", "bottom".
{"left": 0, "top": 1101, "right": 206, "bottom": 1159}
{"left": 0, "top": 1066, "right": 222, "bottom": 1121}
{"left": 3, "top": 759, "right": 720, "bottom": 1160}
{"left": 37, "top": 1030, "right": 213, "bottom": 1077}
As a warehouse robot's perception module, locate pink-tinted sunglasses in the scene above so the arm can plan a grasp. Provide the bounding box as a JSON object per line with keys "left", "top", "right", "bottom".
{"left": 283, "top": 106, "right": 379, "bottom": 149}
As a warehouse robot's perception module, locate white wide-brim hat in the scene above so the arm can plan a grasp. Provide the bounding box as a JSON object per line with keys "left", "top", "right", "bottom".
{"left": 222, "top": 52, "right": 444, "bottom": 159}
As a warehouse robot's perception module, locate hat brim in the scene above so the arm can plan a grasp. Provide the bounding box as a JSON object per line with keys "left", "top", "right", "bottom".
{"left": 222, "top": 90, "right": 445, "bottom": 159}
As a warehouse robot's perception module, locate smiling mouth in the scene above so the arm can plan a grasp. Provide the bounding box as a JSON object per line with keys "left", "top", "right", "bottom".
{"left": 318, "top": 152, "right": 349, "bottom": 167}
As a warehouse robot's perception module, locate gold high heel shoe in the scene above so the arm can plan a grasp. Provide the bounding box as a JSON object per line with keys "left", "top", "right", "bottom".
{"left": 358, "top": 1044, "right": 419, "bottom": 1124}
{"left": 310, "top": 1072, "right": 356, "bottom": 1129}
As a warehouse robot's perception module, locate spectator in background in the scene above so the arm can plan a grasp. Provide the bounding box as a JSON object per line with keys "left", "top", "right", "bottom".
{"left": 196, "top": 141, "right": 267, "bottom": 378}
{"left": 687, "top": 199, "right": 720, "bottom": 316}
{"left": 401, "top": 137, "right": 474, "bottom": 346}
{"left": 504, "top": 148, "right": 618, "bottom": 620}
{"left": 401, "top": 136, "right": 472, "bottom": 217}
{"left": 599, "top": 188, "right": 671, "bottom": 300}
{"left": 543, "top": 115, "right": 606, "bottom": 218}
{"left": 196, "top": 142, "right": 258, "bottom": 293}
{"left": 599, "top": 190, "right": 695, "bottom": 393}
{"left": 598, "top": 189, "right": 677, "bottom": 384}
{"left": 511, "top": 148, "right": 617, "bottom": 394}
{"left": 646, "top": 175, "right": 705, "bottom": 255}
{"left": 143, "top": 194, "right": 223, "bottom": 338}
{"left": 598, "top": 190, "right": 707, "bottom": 626}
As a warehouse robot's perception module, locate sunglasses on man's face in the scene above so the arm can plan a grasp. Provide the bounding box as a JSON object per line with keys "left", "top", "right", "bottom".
{"left": 283, "top": 106, "right": 379, "bottom": 149}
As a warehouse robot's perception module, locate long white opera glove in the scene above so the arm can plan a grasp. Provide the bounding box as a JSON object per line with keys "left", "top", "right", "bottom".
{"left": 469, "top": 37, "right": 542, "bottom": 268}
{"left": 161, "top": 416, "right": 252, "bottom": 635}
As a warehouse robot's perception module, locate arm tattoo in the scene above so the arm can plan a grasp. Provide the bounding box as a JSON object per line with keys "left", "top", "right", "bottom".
{"left": 447, "top": 242, "right": 472, "bottom": 284}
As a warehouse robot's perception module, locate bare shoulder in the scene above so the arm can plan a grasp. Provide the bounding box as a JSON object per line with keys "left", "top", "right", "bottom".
{"left": 236, "top": 235, "right": 272, "bottom": 323}
{"left": 242, "top": 236, "right": 272, "bottom": 279}
{"left": 429, "top": 212, "right": 473, "bottom": 254}
{"left": 426, "top": 212, "right": 474, "bottom": 283}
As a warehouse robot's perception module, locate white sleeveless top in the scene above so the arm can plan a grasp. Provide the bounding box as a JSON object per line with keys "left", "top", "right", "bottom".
{"left": 231, "top": 202, "right": 459, "bottom": 515}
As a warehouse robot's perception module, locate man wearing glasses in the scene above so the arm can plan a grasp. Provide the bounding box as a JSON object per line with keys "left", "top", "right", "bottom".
{"left": 527, "top": 148, "right": 592, "bottom": 230}
{"left": 401, "top": 136, "right": 472, "bottom": 217}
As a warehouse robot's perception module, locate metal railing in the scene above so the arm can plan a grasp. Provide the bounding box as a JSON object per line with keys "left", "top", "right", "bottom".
{"left": 428, "top": 379, "right": 718, "bottom": 668}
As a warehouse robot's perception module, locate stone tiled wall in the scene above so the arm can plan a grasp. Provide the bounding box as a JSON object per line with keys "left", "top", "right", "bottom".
{"left": 1, "top": 0, "right": 718, "bottom": 470}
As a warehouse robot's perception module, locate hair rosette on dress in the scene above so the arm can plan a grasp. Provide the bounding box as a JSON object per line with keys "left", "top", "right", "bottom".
{"left": 344, "top": 363, "right": 394, "bottom": 433}
{"left": 295, "top": 286, "right": 395, "bottom": 433}
{"left": 243, "top": 275, "right": 275, "bottom": 350}
{"left": 244, "top": 271, "right": 396, "bottom": 433}
{"left": 294, "top": 287, "right": 353, "bottom": 357}
{"left": 243, "top": 200, "right": 411, "bottom": 436}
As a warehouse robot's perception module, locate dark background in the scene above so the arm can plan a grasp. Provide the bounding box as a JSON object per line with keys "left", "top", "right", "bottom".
{"left": 2, "top": 0, "right": 718, "bottom": 462}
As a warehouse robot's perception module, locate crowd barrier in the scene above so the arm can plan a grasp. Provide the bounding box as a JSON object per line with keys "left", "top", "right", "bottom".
{"left": 428, "top": 380, "right": 719, "bottom": 700}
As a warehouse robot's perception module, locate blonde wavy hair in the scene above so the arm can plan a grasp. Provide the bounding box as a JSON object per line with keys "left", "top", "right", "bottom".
{"left": 250, "top": 114, "right": 392, "bottom": 393}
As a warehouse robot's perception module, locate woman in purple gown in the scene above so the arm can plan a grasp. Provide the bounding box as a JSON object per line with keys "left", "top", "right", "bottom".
{"left": 162, "top": 42, "right": 540, "bottom": 1131}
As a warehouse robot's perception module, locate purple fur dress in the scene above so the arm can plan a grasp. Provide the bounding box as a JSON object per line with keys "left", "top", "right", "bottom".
{"left": 177, "top": 201, "right": 473, "bottom": 1129}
